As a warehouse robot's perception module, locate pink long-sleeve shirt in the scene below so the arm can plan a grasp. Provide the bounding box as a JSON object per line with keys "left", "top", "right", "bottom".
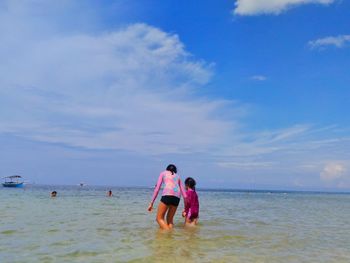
{"left": 151, "top": 171, "right": 187, "bottom": 204}
{"left": 184, "top": 188, "right": 199, "bottom": 219}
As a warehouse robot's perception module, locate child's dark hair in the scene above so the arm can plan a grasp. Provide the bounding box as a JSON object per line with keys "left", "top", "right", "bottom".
{"left": 166, "top": 164, "right": 177, "bottom": 174}
{"left": 185, "top": 177, "right": 196, "bottom": 190}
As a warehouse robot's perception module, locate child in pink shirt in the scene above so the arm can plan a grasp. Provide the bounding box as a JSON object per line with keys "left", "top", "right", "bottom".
{"left": 182, "top": 177, "right": 199, "bottom": 226}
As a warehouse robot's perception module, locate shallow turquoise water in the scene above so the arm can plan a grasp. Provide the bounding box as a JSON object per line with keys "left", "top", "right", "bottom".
{"left": 1, "top": 186, "right": 350, "bottom": 262}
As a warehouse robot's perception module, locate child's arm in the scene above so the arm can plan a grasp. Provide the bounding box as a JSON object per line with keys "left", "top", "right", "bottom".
{"left": 183, "top": 190, "right": 192, "bottom": 216}
{"left": 148, "top": 172, "right": 163, "bottom": 211}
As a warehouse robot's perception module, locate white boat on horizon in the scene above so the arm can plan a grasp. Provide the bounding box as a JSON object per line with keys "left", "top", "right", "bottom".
{"left": 2, "top": 175, "right": 24, "bottom": 188}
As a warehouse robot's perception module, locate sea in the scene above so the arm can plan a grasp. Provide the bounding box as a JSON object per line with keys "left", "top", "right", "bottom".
{"left": 1, "top": 185, "right": 350, "bottom": 263}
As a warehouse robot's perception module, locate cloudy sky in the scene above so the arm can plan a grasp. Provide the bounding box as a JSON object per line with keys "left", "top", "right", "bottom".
{"left": 0, "top": 0, "right": 349, "bottom": 190}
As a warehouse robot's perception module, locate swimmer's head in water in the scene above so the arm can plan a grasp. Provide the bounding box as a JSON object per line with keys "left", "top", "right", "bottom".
{"left": 166, "top": 164, "right": 177, "bottom": 174}
{"left": 51, "top": 191, "right": 57, "bottom": 197}
{"left": 185, "top": 177, "right": 196, "bottom": 190}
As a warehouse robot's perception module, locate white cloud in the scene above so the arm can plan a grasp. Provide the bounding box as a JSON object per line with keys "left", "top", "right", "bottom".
{"left": 233, "top": 0, "right": 335, "bottom": 16}
{"left": 217, "top": 161, "right": 275, "bottom": 169}
{"left": 308, "top": 35, "right": 350, "bottom": 50}
{"left": 320, "top": 162, "right": 346, "bottom": 181}
{"left": 251, "top": 75, "right": 267, "bottom": 81}
{"left": 0, "top": 22, "right": 239, "bottom": 154}
{"left": 0, "top": 2, "right": 245, "bottom": 155}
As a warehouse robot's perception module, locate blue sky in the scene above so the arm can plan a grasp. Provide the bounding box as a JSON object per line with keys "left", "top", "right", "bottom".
{"left": 0, "top": 0, "right": 349, "bottom": 190}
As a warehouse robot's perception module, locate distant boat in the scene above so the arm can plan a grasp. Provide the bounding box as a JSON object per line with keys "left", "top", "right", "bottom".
{"left": 79, "top": 182, "right": 87, "bottom": 187}
{"left": 2, "top": 175, "right": 24, "bottom": 188}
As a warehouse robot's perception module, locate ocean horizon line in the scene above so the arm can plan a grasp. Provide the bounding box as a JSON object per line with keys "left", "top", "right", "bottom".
{"left": 8, "top": 183, "right": 350, "bottom": 195}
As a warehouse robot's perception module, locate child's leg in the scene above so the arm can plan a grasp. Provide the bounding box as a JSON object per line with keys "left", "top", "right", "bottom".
{"left": 156, "top": 202, "right": 170, "bottom": 230}
{"left": 166, "top": 205, "right": 178, "bottom": 229}
{"left": 185, "top": 217, "right": 192, "bottom": 225}
{"left": 185, "top": 217, "right": 198, "bottom": 226}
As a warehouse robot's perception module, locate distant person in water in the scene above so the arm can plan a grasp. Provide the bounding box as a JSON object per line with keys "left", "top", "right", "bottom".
{"left": 148, "top": 164, "right": 187, "bottom": 230}
{"left": 182, "top": 177, "right": 199, "bottom": 226}
{"left": 107, "top": 190, "right": 113, "bottom": 197}
{"left": 51, "top": 191, "right": 57, "bottom": 198}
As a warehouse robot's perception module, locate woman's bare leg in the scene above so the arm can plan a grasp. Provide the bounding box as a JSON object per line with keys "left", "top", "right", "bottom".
{"left": 156, "top": 202, "right": 170, "bottom": 230}
{"left": 166, "top": 205, "right": 178, "bottom": 229}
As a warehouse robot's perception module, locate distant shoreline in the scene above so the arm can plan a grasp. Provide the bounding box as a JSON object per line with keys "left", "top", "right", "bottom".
{"left": 3, "top": 184, "right": 350, "bottom": 194}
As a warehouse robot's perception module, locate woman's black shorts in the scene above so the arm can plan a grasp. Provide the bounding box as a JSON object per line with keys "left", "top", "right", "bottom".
{"left": 161, "top": 195, "right": 180, "bottom": 206}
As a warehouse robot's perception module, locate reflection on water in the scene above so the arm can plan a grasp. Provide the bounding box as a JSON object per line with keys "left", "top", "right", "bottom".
{"left": 0, "top": 186, "right": 350, "bottom": 262}
{"left": 142, "top": 227, "right": 202, "bottom": 262}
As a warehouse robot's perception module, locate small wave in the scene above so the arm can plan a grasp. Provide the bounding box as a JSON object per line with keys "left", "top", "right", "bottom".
{"left": 1, "top": 229, "right": 17, "bottom": 235}
{"left": 61, "top": 250, "right": 100, "bottom": 258}
{"left": 47, "top": 229, "right": 59, "bottom": 233}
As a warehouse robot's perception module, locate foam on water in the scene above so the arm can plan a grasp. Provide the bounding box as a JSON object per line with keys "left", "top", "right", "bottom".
{"left": 1, "top": 186, "right": 350, "bottom": 262}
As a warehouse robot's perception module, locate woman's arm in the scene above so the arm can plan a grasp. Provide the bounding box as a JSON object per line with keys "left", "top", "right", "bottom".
{"left": 179, "top": 178, "right": 188, "bottom": 216}
{"left": 148, "top": 172, "right": 164, "bottom": 212}
{"left": 150, "top": 172, "right": 164, "bottom": 204}
{"left": 179, "top": 178, "right": 187, "bottom": 199}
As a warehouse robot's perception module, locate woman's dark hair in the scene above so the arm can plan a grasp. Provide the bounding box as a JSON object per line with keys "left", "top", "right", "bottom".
{"left": 166, "top": 164, "right": 177, "bottom": 174}
{"left": 185, "top": 177, "right": 196, "bottom": 190}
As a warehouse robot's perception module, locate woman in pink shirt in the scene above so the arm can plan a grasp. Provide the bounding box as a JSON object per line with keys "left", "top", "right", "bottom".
{"left": 148, "top": 164, "right": 187, "bottom": 230}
